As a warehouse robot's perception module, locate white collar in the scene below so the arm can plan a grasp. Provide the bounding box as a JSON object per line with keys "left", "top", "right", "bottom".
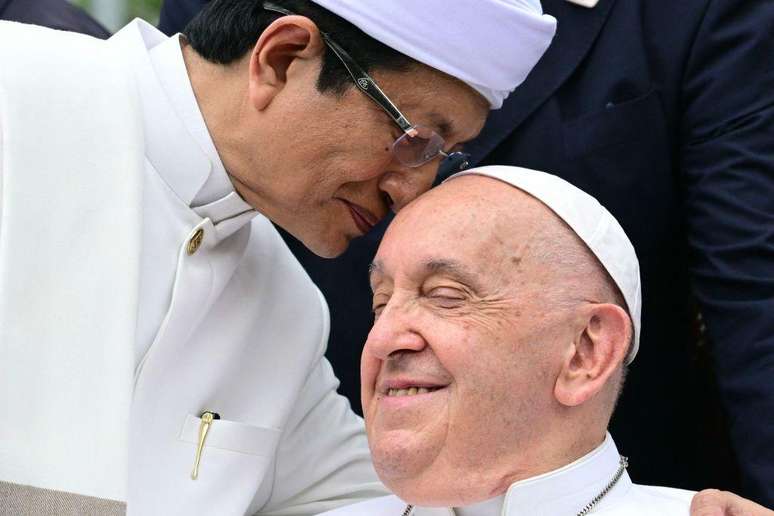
{"left": 454, "top": 495, "right": 505, "bottom": 516}
{"left": 500, "top": 433, "right": 630, "bottom": 516}
{"left": 148, "top": 32, "right": 235, "bottom": 207}
{"left": 111, "top": 20, "right": 254, "bottom": 230}
{"left": 410, "top": 433, "right": 631, "bottom": 516}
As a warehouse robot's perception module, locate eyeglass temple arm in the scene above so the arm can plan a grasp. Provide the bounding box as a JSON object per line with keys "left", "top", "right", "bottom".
{"left": 320, "top": 35, "right": 415, "bottom": 135}
{"left": 263, "top": 2, "right": 415, "bottom": 135}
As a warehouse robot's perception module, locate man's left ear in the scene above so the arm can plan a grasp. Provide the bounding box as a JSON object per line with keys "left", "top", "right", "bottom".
{"left": 554, "top": 303, "right": 631, "bottom": 407}
{"left": 247, "top": 15, "right": 326, "bottom": 110}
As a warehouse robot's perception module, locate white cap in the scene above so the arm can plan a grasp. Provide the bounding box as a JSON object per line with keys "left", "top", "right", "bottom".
{"left": 447, "top": 166, "right": 642, "bottom": 364}
{"left": 309, "top": 0, "right": 557, "bottom": 109}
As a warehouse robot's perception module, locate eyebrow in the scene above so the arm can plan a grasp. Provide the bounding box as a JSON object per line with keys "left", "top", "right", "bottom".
{"left": 423, "top": 259, "right": 482, "bottom": 290}
{"left": 368, "top": 258, "right": 483, "bottom": 291}
{"left": 425, "top": 112, "right": 455, "bottom": 140}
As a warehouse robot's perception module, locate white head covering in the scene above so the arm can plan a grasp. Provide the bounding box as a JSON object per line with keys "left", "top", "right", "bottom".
{"left": 447, "top": 166, "right": 642, "bottom": 364}
{"left": 309, "top": 0, "right": 557, "bottom": 109}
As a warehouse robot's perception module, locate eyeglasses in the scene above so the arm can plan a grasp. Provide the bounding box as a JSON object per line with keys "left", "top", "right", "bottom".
{"left": 263, "top": 2, "right": 471, "bottom": 173}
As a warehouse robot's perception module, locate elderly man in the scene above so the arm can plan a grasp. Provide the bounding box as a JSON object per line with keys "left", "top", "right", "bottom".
{"left": 320, "top": 166, "right": 774, "bottom": 515}
{"left": 0, "top": 2, "right": 555, "bottom": 515}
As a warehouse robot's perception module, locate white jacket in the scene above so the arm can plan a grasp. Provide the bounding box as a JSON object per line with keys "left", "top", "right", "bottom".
{"left": 0, "top": 20, "right": 383, "bottom": 515}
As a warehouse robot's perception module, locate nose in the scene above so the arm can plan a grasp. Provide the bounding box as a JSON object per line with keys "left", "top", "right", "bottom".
{"left": 365, "top": 299, "right": 426, "bottom": 361}
{"left": 377, "top": 160, "right": 439, "bottom": 212}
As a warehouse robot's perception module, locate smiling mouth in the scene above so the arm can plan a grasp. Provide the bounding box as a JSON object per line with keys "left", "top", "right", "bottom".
{"left": 386, "top": 386, "right": 443, "bottom": 397}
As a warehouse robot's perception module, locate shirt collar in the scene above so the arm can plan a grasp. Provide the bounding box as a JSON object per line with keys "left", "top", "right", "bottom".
{"left": 147, "top": 32, "right": 238, "bottom": 208}
{"left": 500, "top": 433, "right": 630, "bottom": 516}
{"left": 411, "top": 433, "right": 631, "bottom": 516}
{"left": 454, "top": 495, "right": 505, "bottom": 516}
{"left": 114, "top": 19, "right": 254, "bottom": 231}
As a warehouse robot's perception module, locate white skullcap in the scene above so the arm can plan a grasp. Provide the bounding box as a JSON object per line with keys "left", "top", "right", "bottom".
{"left": 446, "top": 166, "right": 642, "bottom": 364}
{"left": 309, "top": 0, "right": 557, "bottom": 109}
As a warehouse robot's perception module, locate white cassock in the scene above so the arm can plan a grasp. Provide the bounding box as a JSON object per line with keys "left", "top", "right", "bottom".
{"left": 0, "top": 20, "right": 385, "bottom": 515}
{"left": 317, "top": 434, "right": 695, "bottom": 516}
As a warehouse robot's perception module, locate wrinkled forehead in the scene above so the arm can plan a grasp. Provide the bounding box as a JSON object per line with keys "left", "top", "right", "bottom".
{"left": 373, "top": 178, "right": 546, "bottom": 282}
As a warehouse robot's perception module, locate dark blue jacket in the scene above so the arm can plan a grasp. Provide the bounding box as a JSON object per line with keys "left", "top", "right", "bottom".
{"left": 0, "top": 0, "right": 109, "bottom": 38}
{"left": 158, "top": 0, "right": 774, "bottom": 506}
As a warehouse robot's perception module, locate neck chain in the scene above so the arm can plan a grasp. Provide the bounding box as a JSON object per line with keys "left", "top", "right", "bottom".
{"left": 400, "top": 456, "right": 628, "bottom": 516}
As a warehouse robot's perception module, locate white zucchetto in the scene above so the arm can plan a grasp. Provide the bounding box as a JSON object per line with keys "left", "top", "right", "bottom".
{"left": 447, "top": 166, "right": 642, "bottom": 363}
{"left": 309, "top": 0, "right": 557, "bottom": 109}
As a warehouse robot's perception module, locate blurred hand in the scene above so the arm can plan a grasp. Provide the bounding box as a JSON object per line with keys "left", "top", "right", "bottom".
{"left": 691, "top": 489, "right": 774, "bottom": 516}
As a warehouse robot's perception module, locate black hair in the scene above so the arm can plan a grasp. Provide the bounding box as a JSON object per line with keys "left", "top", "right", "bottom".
{"left": 183, "top": 0, "right": 414, "bottom": 95}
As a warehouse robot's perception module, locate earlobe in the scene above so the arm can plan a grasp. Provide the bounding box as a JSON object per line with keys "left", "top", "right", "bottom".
{"left": 554, "top": 304, "right": 631, "bottom": 408}
{"left": 247, "top": 16, "right": 325, "bottom": 111}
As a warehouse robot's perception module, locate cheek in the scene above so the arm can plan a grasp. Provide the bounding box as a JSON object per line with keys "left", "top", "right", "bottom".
{"left": 360, "top": 347, "right": 381, "bottom": 408}
{"left": 439, "top": 321, "right": 528, "bottom": 408}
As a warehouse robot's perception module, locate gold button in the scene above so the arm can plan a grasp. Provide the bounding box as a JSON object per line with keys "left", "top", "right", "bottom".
{"left": 187, "top": 228, "right": 204, "bottom": 255}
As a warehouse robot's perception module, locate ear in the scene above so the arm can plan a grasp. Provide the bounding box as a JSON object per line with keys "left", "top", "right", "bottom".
{"left": 554, "top": 303, "right": 631, "bottom": 407}
{"left": 248, "top": 16, "right": 326, "bottom": 111}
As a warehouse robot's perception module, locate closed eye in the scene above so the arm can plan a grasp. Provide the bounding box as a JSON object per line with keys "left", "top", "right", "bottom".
{"left": 372, "top": 303, "right": 386, "bottom": 319}
{"left": 427, "top": 287, "right": 466, "bottom": 308}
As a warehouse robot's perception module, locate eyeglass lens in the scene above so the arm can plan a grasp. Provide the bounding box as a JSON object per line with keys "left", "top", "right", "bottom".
{"left": 391, "top": 126, "right": 446, "bottom": 167}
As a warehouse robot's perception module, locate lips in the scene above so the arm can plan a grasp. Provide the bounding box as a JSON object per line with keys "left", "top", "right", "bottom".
{"left": 343, "top": 201, "right": 378, "bottom": 235}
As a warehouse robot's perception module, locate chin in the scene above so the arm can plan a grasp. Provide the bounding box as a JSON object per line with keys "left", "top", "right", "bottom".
{"left": 370, "top": 433, "right": 442, "bottom": 495}
{"left": 299, "top": 231, "right": 350, "bottom": 259}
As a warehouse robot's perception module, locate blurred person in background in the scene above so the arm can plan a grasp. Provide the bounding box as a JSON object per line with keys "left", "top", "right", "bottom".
{"left": 0, "top": 0, "right": 555, "bottom": 514}
{"left": 160, "top": 0, "right": 774, "bottom": 510}
{"left": 0, "top": 0, "right": 109, "bottom": 37}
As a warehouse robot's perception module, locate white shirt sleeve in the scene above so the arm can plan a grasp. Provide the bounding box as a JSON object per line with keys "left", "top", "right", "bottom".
{"left": 0, "top": 107, "right": 4, "bottom": 234}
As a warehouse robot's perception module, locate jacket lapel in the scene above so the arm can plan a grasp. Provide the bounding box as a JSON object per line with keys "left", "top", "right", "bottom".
{"left": 466, "top": 0, "right": 618, "bottom": 164}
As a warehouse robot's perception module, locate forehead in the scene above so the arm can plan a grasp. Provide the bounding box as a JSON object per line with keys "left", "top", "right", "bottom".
{"left": 372, "top": 65, "right": 489, "bottom": 141}
{"left": 372, "top": 178, "right": 544, "bottom": 282}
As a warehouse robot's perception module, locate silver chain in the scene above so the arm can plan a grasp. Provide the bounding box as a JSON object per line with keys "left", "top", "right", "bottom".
{"left": 576, "top": 456, "right": 628, "bottom": 516}
{"left": 400, "top": 456, "right": 628, "bottom": 516}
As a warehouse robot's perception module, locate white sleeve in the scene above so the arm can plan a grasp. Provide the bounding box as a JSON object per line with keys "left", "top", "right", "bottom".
{"left": 0, "top": 108, "right": 4, "bottom": 234}
{"left": 256, "top": 294, "right": 387, "bottom": 515}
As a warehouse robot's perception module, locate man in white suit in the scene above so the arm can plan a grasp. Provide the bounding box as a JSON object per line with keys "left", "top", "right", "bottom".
{"left": 320, "top": 166, "right": 774, "bottom": 516}
{"left": 0, "top": 1, "right": 557, "bottom": 514}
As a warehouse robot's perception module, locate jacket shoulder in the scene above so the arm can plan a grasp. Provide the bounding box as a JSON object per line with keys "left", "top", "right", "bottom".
{"left": 0, "top": 21, "right": 117, "bottom": 97}
{"left": 0, "top": 20, "right": 104, "bottom": 60}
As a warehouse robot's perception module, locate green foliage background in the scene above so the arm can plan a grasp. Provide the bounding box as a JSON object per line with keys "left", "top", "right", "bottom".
{"left": 72, "top": 0, "right": 163, "bottom": 25}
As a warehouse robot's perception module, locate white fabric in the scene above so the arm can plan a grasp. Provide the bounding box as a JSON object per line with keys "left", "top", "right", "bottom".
{"left": 0, "top": 19, "right": 385, "bottom": 514}
{"left": 446, "top": 166, "right": 642, "bottom": 363}
{"left": 454, "top": 495, "right": 505, "bottom": 516}
{"left": 309, "top": 0, "right": 557, "bottom": 109}
{"left": 317, "top": 434, "right": 695, "bottom": 516}
{"left": 148, "top": 34, "right": 234, "bottom": 206}
{"left": 136, "top": 32, "right": 254, "bottom": 364}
